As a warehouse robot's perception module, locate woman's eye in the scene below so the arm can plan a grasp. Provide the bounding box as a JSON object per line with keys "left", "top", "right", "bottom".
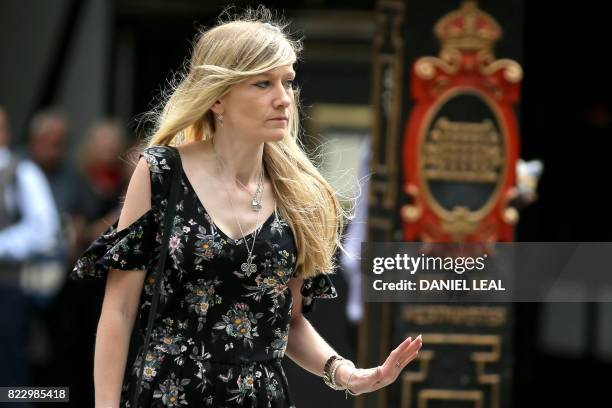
{"left": 255, "top": 80, "right": 296, "bottom": 89}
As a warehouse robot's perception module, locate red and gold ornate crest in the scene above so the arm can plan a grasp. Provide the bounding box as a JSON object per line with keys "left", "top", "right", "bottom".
{"left": 402, "top": 1, "right": 523, "bottom": 243}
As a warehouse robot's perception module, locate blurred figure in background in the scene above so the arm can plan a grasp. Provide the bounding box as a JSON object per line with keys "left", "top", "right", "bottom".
{"left": 26, "top": 109, "right": 81, "bottom": 251}
{"left": 76, "top": 119, "right": 129, "bottom": 240}
{"left": 25, "top": 113, "right": 132, "bottom": 406}
{"left": 24, "top": 108, "right": 86, "bottom": 402}
{"left": 62, "top": 118, "right": 130, "bottom": 407}
{"left": 0, "top": 106, "right": 60, "bottom": 390}
{"left": 340, "top": 137, "right": 370, "bottom": 354}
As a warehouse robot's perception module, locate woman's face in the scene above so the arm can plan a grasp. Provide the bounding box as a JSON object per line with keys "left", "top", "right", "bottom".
{"left": 214, "top": 64, "right": 295, "bottom": 143}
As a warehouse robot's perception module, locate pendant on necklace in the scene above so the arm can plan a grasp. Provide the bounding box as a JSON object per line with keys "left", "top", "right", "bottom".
{"left": 241, "top": 255, "right": 257, "bottom": 274}
{"left": 251, "top": 199, "right": 262, "bottom": 211}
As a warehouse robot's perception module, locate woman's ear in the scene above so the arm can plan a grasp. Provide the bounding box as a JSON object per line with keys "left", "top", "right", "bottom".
{"left": 210, "top": 100, "right": 224, "bottom": 116}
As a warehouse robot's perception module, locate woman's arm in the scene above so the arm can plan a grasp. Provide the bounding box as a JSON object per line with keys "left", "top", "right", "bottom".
{"left": 93, "top": 158, "right": 151, "bottom": 407}
{"left": 285, "top": 277, "right": 422, "bottom": 395}
{"left": 284, "top": 278, "right": 337, "bottom": 377}
{"left": 95, "top": 269, "right": 145, "bottom": 407}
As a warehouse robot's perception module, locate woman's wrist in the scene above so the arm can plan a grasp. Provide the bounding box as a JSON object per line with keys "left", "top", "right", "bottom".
{"left": 334, "top": 360, "right": 356, "bottom": 389}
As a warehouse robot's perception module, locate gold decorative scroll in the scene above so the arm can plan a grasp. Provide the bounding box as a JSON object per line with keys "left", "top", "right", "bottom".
{"left": 402, "top": 305, "right": 507, "bottom": 327}
{"left": 423, "top": 117, "right": 503, "bottom": 183}
{"left": 401, "top": 333, "right": 502, "bottom": 408}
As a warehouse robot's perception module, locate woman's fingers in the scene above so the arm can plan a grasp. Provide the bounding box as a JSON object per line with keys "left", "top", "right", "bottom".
{"left": 387, "top": 335, "right": 415, "bottom": 364}
{"left": 403, "top": 335, "right": 423, "bottom": 359}
{"left": 400, "top": 334, "right": 422, "bottom": 353}
{"left": 400, "top": 335, "right": 414, "bottom": 347}
{"left": 383, "top": 336, "right": 419, "bottom": 372}
{"left": 394, "top": 335, "right": 423, "bottom": 370}
{"left": 399, "top": 349, "right": 420, "bottom": 370}
{"left": 394, "top": 336, "right": 413, "bottom": 355}
{"left": 407, "top": 335, "right": 422, "bottom": 353}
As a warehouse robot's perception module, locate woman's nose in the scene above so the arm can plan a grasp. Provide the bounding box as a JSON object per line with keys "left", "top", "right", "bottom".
{"left": 274, "top": 85, "right": 292, "bottom": 107}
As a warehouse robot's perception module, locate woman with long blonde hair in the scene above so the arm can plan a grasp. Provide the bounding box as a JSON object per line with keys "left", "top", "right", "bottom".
{"left": 72, "top": 6, "right": 421, "bottom": 407}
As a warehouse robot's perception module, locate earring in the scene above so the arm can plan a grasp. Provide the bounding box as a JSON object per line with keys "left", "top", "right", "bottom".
{"left": 216, "top": 113, "right": 224, "bottom": 128}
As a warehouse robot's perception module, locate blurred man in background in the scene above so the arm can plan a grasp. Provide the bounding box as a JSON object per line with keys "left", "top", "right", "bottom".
{"left": 0, "top": 105, "right": 60, "bottom": 388}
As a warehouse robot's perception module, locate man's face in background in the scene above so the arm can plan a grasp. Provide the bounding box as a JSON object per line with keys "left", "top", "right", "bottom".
{"left": 29, "top": 116, "right": 68, "bottom": 173}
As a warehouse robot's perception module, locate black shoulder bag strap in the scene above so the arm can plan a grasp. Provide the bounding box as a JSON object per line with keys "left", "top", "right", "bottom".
{"left": 131, "top": 146, "right": 180, "bottom": 408}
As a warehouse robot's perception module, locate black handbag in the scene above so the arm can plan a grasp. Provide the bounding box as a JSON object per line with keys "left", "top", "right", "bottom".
{"left": 131, "top": 146, "right": 180, "bottom": 408}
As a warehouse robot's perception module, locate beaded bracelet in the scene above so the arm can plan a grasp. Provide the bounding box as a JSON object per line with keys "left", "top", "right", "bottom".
{"left": 323, "top": 355, "right": 344, "bottom": 389}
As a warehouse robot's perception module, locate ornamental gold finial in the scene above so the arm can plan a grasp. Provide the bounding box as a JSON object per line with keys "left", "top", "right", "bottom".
{"left": 434, "top": 1, "right": 502, "bottom": 55}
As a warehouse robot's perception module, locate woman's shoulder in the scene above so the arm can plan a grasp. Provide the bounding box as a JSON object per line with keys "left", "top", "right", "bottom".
{"left": 140, "top": 145, "right": 178, "bottom": 173}
{"left": 138, "top": 145, "right": 180, "bottom": 200}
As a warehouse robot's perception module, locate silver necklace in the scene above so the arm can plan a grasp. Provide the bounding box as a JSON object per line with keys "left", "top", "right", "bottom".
{"left": 212, "top": 143, "right": 263, "bottom": 274}
{"left": 234, "top": 169, "right": 264, "bottom": 212}
{"left": 214, "top": 148, "right": 264, "bottom": 212}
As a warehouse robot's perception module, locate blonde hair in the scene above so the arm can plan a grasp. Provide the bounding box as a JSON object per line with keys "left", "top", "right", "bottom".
{"left": 141, "top": 5, "right": 350, "bottom": 279}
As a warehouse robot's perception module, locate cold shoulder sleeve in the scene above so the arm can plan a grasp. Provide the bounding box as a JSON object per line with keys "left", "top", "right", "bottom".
{"left": 71, "top": 209, "right": 158, "bottom": 279}
{"left": 300, "top": 274, "right": 338, "bottom": 314}
{"left": 71, "top": 145, "right": 177, "bottom": 280}
{"left": 139, "top": 145, "right": 176, "bottom": 202}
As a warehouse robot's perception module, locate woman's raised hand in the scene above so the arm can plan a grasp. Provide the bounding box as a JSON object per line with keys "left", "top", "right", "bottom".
{"left": 344, "top": 334, "right": 423, "bottom": 395}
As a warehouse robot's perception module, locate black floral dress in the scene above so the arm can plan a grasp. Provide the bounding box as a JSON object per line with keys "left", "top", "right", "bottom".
{"left": 71, "top": 146, "right": 338, "bottom": 408}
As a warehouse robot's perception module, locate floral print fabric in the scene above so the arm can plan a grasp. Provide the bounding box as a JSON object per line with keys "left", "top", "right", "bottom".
{"left": 71, "top": 146, "right": 337, "bottom": 407}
